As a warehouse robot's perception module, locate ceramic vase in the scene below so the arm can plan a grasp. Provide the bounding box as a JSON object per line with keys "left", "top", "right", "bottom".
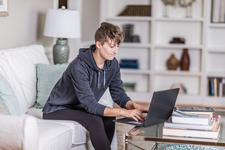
{"left": 180, "top": 48, "right": 190, "bottom": 71}
{"left": 53, "top": 39, "right": 69, "bottom": 64}
{"left": 166, "top": 53, "right": 179, "bottom": 70}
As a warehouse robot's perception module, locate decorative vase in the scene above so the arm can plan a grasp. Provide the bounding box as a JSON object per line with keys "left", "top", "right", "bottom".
{"left": 53, "top": 39, "right": 69, "bottom": 64}
{"left": 166, "top": 53, "right": 179, "bottom": 70}
{"left": 180, "top": 48, "right": 190, "bottom": 71}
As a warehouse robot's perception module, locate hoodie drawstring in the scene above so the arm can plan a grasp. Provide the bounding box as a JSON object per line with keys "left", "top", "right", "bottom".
{"left": 98, "top": 72, "right": 100, "bottom": 89}
{"left": 103, "top": 70, "right": 105, "bottom": 88}
{"left": 98, "top": 71, "right": 106, "bottom": 89}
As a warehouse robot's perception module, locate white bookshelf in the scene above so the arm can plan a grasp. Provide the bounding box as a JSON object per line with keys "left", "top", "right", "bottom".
{"left": 82, "top": 0, "right": 225, "bottom": 107}
{"left": 203, "top": 0, "right": 225, "bottom": 107}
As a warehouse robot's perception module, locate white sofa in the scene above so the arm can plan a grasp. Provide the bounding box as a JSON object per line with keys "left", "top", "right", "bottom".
{"left": 0, "top": 45, "right": 117, "bottom": 150}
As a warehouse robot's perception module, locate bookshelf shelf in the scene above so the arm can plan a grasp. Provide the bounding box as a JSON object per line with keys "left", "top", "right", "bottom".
{"left": 209, "top": 23, "right": 225, "bottom": 28}
{"left": 207, "top": 72, "right": 225, "bottom": 78}
{"left": 155, "top": 17, "right": 204, "bottom": 22}
{"left": 154, "top": 70, "right": 202, "bottom": 77}
{"left": 120, "top": 43, "right": 151, "bottom": 48}
{"left": 155, "top": 44, "right": 203, "bottom": 49}
{"left": 208, "top": 48, "right": 225, "bottom": 53}
{"left": 107, "top": 16, "right": 152, "bottom": 21}
{"left": 121, "top": 69, "right": 151, "bottom": 75}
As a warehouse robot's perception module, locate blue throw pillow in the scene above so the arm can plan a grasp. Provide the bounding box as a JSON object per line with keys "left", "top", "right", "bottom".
{"left": 0, "top": 73, "right": 20, "bottom": 115}
{"left": 35, "top": 63, "right": 68, "bottom": 109}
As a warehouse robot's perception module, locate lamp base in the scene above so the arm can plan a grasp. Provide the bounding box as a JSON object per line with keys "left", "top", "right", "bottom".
{"left": 53, "top": 39, "right": 69, "bottom": 64}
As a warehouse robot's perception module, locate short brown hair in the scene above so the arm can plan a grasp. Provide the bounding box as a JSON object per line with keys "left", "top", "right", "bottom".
{"left": 95, "top": 22, "right": 124, "bottom": 45}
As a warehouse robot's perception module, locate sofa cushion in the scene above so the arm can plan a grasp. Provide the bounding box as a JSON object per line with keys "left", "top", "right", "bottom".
{"left": 37, "top": 118, "right": 89, "bottom": 145}
{"left": 0, "top": 73, "right": 20, "bottom": 115}
{"left": 35, "top": 63, "right": 68, "bottom": 109}
{"left": 2, "top": 45, "right": 50, "bottom": 108}
{"left": 38, "top": 122, "right": 72, "bottom": 150}
{"left": 27, "top": 107, "right": 43, "bottom": 119}
{"left": 0, "top": 55, "right": 28, "bottom": 114}
{"left": 0, "top": 115, "right": 39, "bottom": 150}
{"left": 0, "top": 97, "right": 11, "bottom": 115}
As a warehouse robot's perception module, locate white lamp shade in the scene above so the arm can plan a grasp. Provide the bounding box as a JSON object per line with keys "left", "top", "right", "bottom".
{"left": 44, "top": 9, "right": 81, "bottom": 39}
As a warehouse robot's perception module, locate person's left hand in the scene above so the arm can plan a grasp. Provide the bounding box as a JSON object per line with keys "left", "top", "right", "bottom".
{"left": 134, "top": 103, "right": 148, "bottom": 113}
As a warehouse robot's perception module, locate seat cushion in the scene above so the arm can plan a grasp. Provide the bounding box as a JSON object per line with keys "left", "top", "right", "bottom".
{"left": 38, "top": 122, "right": 72, "bottom": 150}
{"left": 27, "top": 107, "right": 43, "bottom": 119}
{"left": 2, "top": 45, "right": 50, "bottom": 108}
{"left": 37, "top": 118, "right": 89, "bottom": 145}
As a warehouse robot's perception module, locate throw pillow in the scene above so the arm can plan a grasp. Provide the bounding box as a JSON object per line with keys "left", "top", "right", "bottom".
{"left": 35, "top": 63, "right": 68, "bottom": 109}
{"left": 0, "top": 55, "right": 28, "bottom": 114}
{"left": 0, "top": 73, "right": 20, "bottom": 115}
{"left": 2, "top": 45, "right": 50, "bottom": 108}
{"left": 0, "top": 97, "right": 11, "bottom": 115}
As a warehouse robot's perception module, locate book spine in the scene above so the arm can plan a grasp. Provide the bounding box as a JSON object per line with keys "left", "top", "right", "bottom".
{"left": 220, "top": 0, "right": 225, "bottom": 22}
{"left": 208, "top": 78, "right": 212, "bottom": 96}
{"left": 212, "top": 0, "right": 221, "bottom": 23}
{"left": 214, "top": 78, "right": 217, "bottom": 97}
{"left": 211, "top": 78, "right": 215, "bottom": 96}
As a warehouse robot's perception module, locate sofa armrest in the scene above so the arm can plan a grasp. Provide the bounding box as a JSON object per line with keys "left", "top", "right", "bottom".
{"left": 0, "top": 115, "right": 39, "bottom": 150}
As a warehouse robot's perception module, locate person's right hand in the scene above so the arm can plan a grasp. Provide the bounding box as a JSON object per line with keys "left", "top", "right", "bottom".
{"left": 120, "top": 109, "right": 145, "bottom": 122}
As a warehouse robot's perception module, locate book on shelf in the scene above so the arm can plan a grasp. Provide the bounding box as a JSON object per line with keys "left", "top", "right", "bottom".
{"left": 208, "top": 77, "right": 225, "bottom": 97}
{"left": 174, "top": 106, "right": 214, "bottom": 118}
{"left": 212, "top": 0, "right": 221, "bottom": 23}
{"left": 162, "top": 122, "right": 220, "bottom": 139}
{"left": 211, "top": 0, "right": 225, "bottom": 23}
{"left": 220, "top": 0, "right": 225, "bottom": 22}
{"left": 171, "top": 110, "right": 211, "bottom": 125}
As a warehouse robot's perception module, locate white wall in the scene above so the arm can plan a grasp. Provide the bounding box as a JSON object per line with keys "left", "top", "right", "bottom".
{"left": 67, "top": 0, "right": 82, "bottom": 62}
{"left": 0, "top": 0, "right": 54, "bottom": 50}
{"left": 81, "top": 0, "right": 100, "bottom": 43}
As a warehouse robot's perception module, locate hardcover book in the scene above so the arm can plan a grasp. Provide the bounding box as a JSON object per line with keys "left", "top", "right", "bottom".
{"left": 171, "top": 110, "right": 210, "bottom": 125}
{"left": 174, "top": 106, "right": 214, "bottom": 117}
{"left": 163, "top": 135, "right": 220, "bottom": 142}
{"left": 162, "top": 123, "right": 220, "bottom": 139}
{"left": 164, "top": 117, "right": 215, "bottom": 130}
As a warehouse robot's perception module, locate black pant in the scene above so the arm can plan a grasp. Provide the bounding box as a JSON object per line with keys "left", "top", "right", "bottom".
{"left": 43, "top": 109, "right": 115, "bottom": 150}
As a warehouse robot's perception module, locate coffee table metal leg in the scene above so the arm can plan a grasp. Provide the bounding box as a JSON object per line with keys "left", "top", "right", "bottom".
{"left": 123, "top": 133, "right": 128, "bottom": 150}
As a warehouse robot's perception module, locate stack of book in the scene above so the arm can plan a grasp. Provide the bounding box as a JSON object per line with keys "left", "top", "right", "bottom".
{"left": 163, "top": 107, "right": 221, "bottom": 142}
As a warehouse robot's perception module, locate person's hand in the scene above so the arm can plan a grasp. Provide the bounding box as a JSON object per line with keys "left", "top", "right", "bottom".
{"left": 134, "top": 103, "right": 149, "bottom": 113}
{"left": 120, "top": 109, "right": 145, "bottom": 122}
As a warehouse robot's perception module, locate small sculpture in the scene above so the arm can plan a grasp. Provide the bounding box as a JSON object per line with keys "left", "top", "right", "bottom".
{"left": 166, "top": 53, "right": 179, "bottom": 70}
{"left": 180, "top": 48, "right": 190, "bottom": 71}
{"left": 178, "top": 0, "right": 196, "bottom": 17}
{"left": 161, "top": 0, "right": 176, "bottom": 17}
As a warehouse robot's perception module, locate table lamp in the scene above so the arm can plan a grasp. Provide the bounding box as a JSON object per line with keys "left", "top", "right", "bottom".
{"left": 44, "top": 6, "right": 81, "bottom": 64}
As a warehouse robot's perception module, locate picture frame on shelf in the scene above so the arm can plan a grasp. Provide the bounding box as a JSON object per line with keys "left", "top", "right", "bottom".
{"left": 0, "top": 0, "right": 8, "bottom": 17}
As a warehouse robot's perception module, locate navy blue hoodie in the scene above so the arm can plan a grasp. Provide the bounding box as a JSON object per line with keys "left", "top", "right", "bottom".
{"left": 42, "top": 44, "right": 131, "bottom": 116}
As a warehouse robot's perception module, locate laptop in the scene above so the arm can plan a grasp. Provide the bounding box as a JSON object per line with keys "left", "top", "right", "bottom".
{"left": 114, "top": 88, "right": 179, "bottom": 127}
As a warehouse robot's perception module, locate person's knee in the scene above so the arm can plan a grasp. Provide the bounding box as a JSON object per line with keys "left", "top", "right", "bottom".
{"left": 88, "top": 115, "right": 103, "bottom": 126}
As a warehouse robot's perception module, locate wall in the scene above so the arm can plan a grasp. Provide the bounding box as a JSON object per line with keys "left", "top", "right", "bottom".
{"left": 81, "top": 0, "right": 100, "bottom": 43}
{"left": 67, "top": 0, "right": 82, "bottom": 62}
{"left": 0, "top": 0, "right": 54, "bottom": 50}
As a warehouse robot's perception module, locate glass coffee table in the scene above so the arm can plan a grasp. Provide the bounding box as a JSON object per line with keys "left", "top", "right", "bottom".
{"left": 124, "top": 110, "right": 225, "bottom": 150}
